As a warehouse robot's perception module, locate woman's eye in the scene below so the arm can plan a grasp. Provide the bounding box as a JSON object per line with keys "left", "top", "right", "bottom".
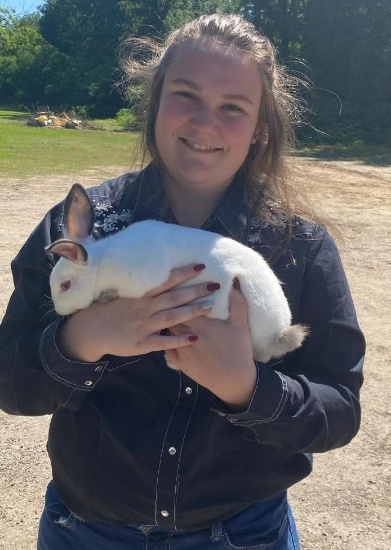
{"left": 223, "top": 104, "right": 244, "bottom": 113}
{"left": 175, "top": 91, "right": 195, "bottom": 100}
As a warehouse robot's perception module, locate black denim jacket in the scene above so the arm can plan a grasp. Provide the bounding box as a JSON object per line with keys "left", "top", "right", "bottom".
{"left": 0, "top": 164, "right": 365, "bottom": 531}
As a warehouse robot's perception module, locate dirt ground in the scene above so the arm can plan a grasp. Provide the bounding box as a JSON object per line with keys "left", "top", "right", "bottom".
{"left": 0, "top": 158, "right": 390, "bottom": 549}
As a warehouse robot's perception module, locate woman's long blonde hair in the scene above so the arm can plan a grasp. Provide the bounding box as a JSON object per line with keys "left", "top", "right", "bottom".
{"left": 120, "top": 13, "right": 321, "bottom": 231}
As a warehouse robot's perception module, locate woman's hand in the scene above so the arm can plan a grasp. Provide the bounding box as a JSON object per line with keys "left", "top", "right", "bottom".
{"left": 165, "top": 281, "right": 257, "bottom": 409}
{"left": 57, "top": 264, "right": 217, "bottom": 362}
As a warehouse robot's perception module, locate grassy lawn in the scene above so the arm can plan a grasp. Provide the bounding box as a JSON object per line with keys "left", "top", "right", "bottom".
{"left": 0, "top": 109, "right": 139, "bottom": 178}
{"left": 1, "top": 109, "right": 390, "bottom": 178}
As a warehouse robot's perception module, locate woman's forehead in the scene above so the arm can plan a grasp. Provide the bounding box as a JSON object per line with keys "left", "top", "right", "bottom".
{"left": 171, "top": 38, "right": 255, "bottom": 66}
{"left": 164, "top": 40, "right": 262, "bottom": 94}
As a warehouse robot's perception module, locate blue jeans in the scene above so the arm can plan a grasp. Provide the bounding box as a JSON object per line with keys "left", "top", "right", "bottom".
{"left": 37, "top": 481, "right": 301, "bottom": 549}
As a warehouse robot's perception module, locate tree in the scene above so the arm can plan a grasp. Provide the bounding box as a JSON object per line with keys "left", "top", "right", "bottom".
{"left": 238, "top": 1, "right": 308, "bottom": 58}
{"left": 0, "top": 8, "right": 64, "bottom": 105}
{"left": 39, "top": 0, "right": 134, "bottom": 114}
{"left": 37, "top": 0, "right": 239, "bottom": 114}
{"left": 120, "top": 0, "right": 239, "bottom": 36}
{"left": 301, "top": 0, "right": 391, "bottom": 143}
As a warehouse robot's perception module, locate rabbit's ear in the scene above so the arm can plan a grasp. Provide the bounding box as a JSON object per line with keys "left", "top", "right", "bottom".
{"left": 46, "top": 239, "right": 88, "bottom": 263}
{"left": 63, "top": 183, "right": 94, "bottom": 241}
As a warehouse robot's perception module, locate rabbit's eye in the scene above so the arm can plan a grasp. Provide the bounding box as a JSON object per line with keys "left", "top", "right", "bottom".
{"left": 60, "top": 280, "right": 71, "bottom": 292}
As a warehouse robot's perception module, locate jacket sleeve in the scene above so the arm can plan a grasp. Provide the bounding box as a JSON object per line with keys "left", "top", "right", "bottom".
{"left": 215, "top": 229, "right": 365, "bottom": 453}
{"left": 0, "top": 208, "right": 107, "bottom": 416}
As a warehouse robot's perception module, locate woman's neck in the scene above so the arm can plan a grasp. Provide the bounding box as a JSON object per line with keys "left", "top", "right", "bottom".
{"left": 163, "top": 170, "right": 234, "bottom": 228}
{"left": 167, "top": 188, "right": 225, "bottom": 228}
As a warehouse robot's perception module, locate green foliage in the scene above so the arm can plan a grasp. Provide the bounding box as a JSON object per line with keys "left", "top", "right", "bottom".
{"left": 0, "top": 8, "right": 65, "bottom": 105}
{"left": 299, "top": 0, "right": 391, "bottom": 143}
{"left": 0, "top": 1, "right": 390, "bottom": 144}
{"left": 115, "top": 108, "right": 139, "bottom": 131}
{"left": 238, "top": 1, "right": 307, "bottom": 58}
{"left": 38, "top": 0, "right": 130, "bottom": 115}
{"left": 298, "top": 97, "right": 391, "bottom": 146}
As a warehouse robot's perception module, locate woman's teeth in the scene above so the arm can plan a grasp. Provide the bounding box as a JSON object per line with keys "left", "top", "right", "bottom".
{"left": 184, "top": 139, "right": 220, "bottom": 151}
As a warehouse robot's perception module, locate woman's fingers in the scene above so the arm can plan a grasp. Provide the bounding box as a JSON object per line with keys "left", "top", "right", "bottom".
{"left": 228, "top": 278, "right": 249, "bottom": 328}
{"left": 150, "top": 301, "right": 212, "bottom": 332}
{"left": 145, "top": 263, "right": 220, "bottom": 330}
{"left": 147, "top": 264, "right": 206, "bottom": 297}
{"left": 153, "top": 280, "right": 220, "bottom": 311}
{"left": 148, "top": 331, "right": 198, "bottom": 351}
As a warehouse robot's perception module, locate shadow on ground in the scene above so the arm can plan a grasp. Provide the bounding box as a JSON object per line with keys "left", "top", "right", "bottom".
{"left": 294, "top": 144, "right": 391, "bottom": 167}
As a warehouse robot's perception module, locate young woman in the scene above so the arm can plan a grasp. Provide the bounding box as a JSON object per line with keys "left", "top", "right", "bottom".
{"left": 0, "top": 14, "right": 364, "bottom": 550}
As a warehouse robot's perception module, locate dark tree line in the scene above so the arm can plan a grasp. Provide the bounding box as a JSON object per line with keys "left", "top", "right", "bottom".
{"left": 1, "top": 1, "right": 390, "bottom": 143}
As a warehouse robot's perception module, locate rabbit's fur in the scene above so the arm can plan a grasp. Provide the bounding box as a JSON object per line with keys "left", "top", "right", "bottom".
{"left": 47, "top": 184, "right": 307, "bottom": 366}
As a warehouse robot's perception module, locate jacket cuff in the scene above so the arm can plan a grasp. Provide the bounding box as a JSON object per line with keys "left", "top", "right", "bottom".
{"left": 212, "top": 362, "right": 288, "bottom": 424}
{"left": 39, "top": 318, "right": 108, "bottom": 390}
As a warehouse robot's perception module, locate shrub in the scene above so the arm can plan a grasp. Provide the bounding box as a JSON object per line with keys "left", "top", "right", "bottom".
{"left": 297, "top": 97, "right": 391, "bottom": 146}
{"left": 115, "top": 108, "right": 139, "bottom": 131}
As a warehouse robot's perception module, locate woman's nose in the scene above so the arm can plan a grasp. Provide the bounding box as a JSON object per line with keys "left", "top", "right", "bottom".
{"left": 191, "top": 105, "right": 217, "bottom": 132}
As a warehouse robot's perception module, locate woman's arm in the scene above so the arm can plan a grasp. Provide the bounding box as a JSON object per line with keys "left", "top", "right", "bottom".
{"left": 0, "top": 211, "right": 219, "bottom": 416}
{"left": 216, "top": 230, "right": 365, "bottom": 453}
{"left": 0, "top": 209, "right": 110, "bottom": 416}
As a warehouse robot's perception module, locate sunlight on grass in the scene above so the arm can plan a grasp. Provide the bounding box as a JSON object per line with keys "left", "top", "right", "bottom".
{"left": 0, "top": 110, "right": 139, "bottom": 178}
{"left": 0, "top": 110, "right": 28, "bottom": 122}
{"left": 1, "top": 109, "right": 390, "bottom": 179}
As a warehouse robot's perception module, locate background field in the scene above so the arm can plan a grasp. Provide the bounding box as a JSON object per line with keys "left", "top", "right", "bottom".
{"left": 0, "top": 118, "right": 390, "bottom": 548}
{"left": 0, "top": 110, "right": 138, "bottom": 178}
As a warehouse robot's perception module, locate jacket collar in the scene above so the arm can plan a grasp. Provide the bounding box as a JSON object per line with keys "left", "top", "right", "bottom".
{"left": 124, "top": 163, "right": 167, "bottom": 223}
{"left": 211, "top": 173, "right": 252, "bottom": 245}
{"left": 128, "top": 163, "right": 252, "bottom": 245}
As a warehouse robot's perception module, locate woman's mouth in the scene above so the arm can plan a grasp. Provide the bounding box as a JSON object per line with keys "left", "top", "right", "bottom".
{"left": 181, "top": 138, "right": 222, "bottom": 152}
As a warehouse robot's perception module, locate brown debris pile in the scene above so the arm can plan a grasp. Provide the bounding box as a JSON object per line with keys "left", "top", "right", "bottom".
{"left": 27, "top": 109, "right": 83, "bottom": 129}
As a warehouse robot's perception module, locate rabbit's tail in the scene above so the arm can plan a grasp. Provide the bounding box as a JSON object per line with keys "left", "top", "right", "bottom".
{"left": 255, "top": 324, "right": 309, "bottom": 363}
{"left": 275, "top": 324, "right": 309, "bottom": 356}
{"left": 164, "top": 353, "right": 180, "bottom": 371}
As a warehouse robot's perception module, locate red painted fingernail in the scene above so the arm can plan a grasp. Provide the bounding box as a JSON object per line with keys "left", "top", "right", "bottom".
{"left": 194, "top": 264, "right": 206, "bottom": 272}
{"left": 188, "top": 335, "right": 198, "bottom": 342}
{"left": 233, "top": 278, "right": 240, "bottom": 290}
{"left": 207, "top": 282, "right": 220, "bottom": 291}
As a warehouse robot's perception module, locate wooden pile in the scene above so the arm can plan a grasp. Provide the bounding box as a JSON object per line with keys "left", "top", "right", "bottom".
{"left": 27, "top": 109, "right": 83, "bottom": 129}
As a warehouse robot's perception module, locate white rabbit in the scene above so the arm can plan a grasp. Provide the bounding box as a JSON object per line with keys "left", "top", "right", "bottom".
{"left": 46, "top": 183, "right": 307, "bottom": 366}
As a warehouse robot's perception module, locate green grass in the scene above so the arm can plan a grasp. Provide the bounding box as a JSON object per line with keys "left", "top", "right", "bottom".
{"left": 0, "top": 109, "right": 139, "bottom": 178}
{"left": 1, "top": 109, "right": 390, "bottom": 178}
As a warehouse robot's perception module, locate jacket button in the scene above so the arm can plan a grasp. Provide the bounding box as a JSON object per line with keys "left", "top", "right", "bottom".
{"left": 185, "top": 387, "right": 193, "bottom": 395}
{"left": 84, "top": 380, "right": 93, "bottom": 386}
{"left": 168, "top": 447, "right": 177, "bottom": 455}
{"left": 161, "top": 510, "right": 169, "bottom": 517}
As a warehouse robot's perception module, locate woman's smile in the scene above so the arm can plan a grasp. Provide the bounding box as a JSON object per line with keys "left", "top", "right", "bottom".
{"left": 180, "top": 137, "right": 224, "bottom": 153}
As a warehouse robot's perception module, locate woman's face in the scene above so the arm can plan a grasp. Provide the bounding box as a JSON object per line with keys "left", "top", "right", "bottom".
{"left": 155, "top": 41, "right": 262, "bottom": 197}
